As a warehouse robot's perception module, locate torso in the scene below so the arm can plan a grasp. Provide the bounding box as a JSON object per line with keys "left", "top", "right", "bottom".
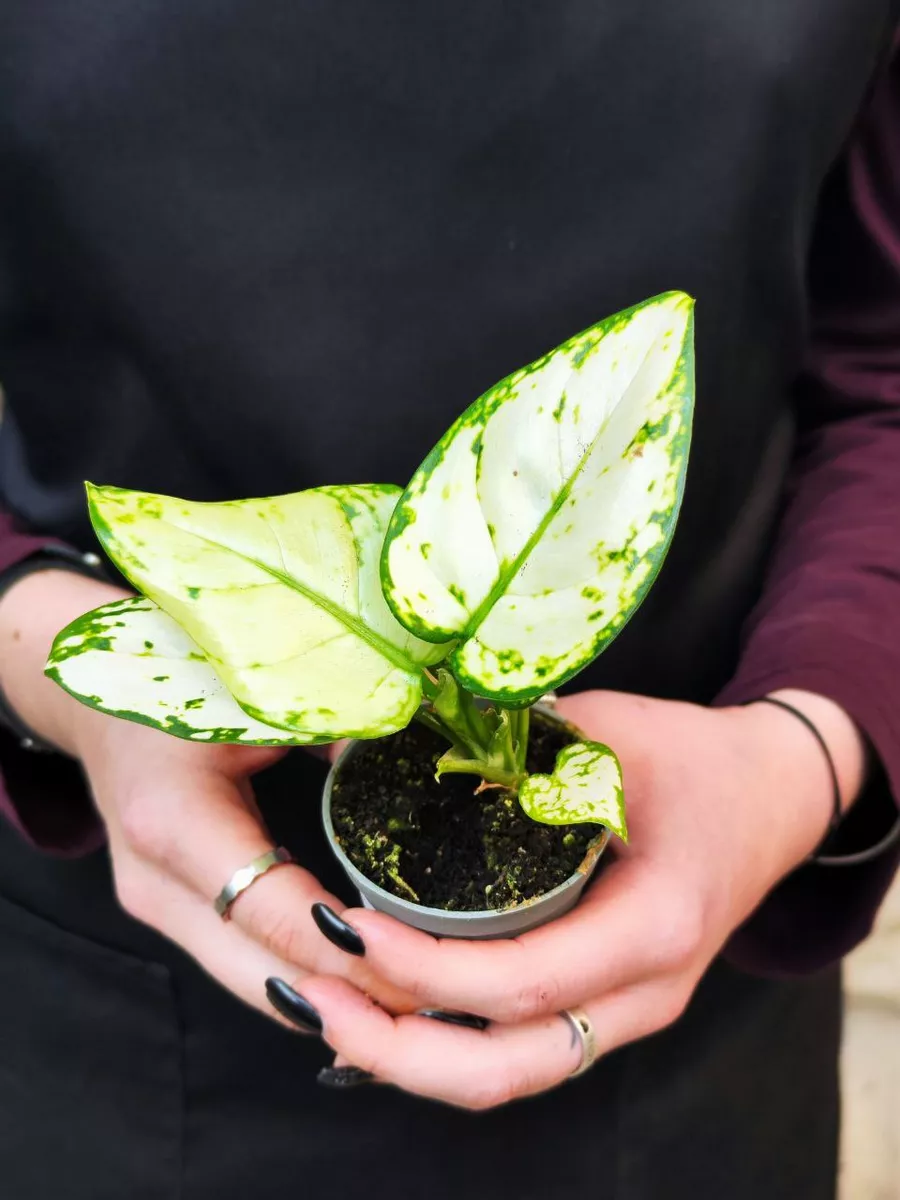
{"left": 0, "top": 5, "right": 890, "bottom": 1195}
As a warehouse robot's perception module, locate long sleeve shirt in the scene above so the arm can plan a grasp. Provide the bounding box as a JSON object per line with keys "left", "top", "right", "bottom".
{"left": 717, "top": 44, "right": 900, "bottom": 971}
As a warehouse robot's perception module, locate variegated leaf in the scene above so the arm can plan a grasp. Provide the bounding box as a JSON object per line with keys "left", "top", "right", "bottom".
{"left": 85, "top": 483, "right": 447, "bottom": 740}
{"left": 47, "top": 597, "right": 315, "bottom": 744}
{"left": 382, "top": 291, "right": 694, "bottom": 702}
{"left": 519, "top": 741, "right": 626, "bottom": 839}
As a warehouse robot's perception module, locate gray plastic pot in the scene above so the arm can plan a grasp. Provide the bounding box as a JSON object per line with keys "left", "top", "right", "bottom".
{"left": 322, "top": 706, "right": 611, "bottom": 940}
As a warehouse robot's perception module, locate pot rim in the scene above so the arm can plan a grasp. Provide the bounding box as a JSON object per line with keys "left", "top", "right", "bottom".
{"left": 321, "top": 707, "right": 611, "bottom": 925}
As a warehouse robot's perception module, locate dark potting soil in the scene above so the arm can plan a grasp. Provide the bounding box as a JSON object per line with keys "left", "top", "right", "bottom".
{"left": 330, "top": 713, "right": 598, "bottom": 912}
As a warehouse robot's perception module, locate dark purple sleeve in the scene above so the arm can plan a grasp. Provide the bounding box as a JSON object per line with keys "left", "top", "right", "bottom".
{"left": 716, "top": 46, "right": 900, "bottom": 975}
{"left": 0, "top": 510, "right": 105, "bottom": 855}
{"left": 0, "top": 509, "right": 53, "bottom": 575}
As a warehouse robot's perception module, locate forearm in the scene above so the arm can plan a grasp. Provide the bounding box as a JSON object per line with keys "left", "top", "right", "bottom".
{"left": 0, "top": 569, "right": 129, "bottom": 756}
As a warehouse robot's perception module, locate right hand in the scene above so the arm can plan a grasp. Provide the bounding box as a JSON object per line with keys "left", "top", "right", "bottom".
{"left": 0, "top": 567, "right": 417, "bottom": 1022}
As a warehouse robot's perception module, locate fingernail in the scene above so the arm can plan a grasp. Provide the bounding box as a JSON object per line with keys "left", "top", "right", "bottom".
{"left": 418, "top": 1009, "right": 490, "bottom": 1031}
{"left": 311, "top": 902, "right": 366, "bottom": 957}
{"left": 317, "top": 1065, "right": 375, "bottom": 1089}
{"left": 265, "top": 978, "right": 323, "bottom": 1034}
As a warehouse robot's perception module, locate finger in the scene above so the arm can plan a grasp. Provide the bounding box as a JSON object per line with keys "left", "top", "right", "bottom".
{"left": 299, "top": 976, "right": 576, "bottom": 1107}
{"left": 292, "top": 973, "right": 689, "bottom": 1110}
{"left": 323, "top": 855, "right": 698, "bottom": 1023}
{"left": 116, "top": 759, "right": 296, "bottom": 900}
{"left": 112, "top": 769, "right": 420, "bottom": 1012}
{"left": 112, "top": 851, "right": 320, "bottom": 1028}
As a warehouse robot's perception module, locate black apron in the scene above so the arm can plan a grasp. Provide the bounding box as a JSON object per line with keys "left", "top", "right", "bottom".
{"left": 0, "top": 2, "right": 889, "bottom": 1195}
{"left": 0, "top": 759, "right": 841, "bottom": 1200}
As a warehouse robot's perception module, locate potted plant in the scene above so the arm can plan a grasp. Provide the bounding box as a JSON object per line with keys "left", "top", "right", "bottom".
{"left": 46, "top": 290, "right": 694, "bottom": 939}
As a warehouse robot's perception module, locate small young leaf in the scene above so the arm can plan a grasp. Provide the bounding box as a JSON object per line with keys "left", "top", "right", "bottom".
{"left": 85, "top": 482, "right": 447, "bottom": 740}
{"left": 46, "top": 597, "right": 315, "bottom": 744}
{"left": 382, "top": 291, "right": 694, "bottom": 703}
{"left": 519, "top": 741, "right": 627, "bottom": 839}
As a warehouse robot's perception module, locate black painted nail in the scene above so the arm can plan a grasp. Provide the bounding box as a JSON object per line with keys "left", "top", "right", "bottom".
{"left": 418, "top": 1009, "right": 490, "bottom": 1031}
{"left": 317, "top": 1065, "right": 375, "bottom": 1089}
{"left": 265, "top": 978, "right": 323, "bottom": 1034}
{"left": 312, "top": 902, "right": 366, "bottom": 957}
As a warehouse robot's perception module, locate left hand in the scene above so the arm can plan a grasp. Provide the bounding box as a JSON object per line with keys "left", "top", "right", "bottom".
{"left": 290, "top": 689, "right": 866, "bottom": 1108}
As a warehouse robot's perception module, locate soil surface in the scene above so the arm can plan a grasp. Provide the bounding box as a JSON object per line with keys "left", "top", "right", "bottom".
{"left": 330, "top": 713, "right": 599, "bottom": 912}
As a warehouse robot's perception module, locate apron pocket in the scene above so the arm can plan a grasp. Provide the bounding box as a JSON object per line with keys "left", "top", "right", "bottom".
{"left": 0, "top": 890, "right": 182, "bottom": 1200}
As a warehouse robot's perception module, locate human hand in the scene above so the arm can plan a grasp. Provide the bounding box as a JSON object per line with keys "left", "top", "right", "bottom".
{"left": 289, "top": 688, "right": 866, "bottom": 1106}
{"left": 0, "top": 568, "right": 417, "bottom": 1021}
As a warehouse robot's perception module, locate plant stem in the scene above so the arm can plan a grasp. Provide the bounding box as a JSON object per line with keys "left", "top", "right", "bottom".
{"left": 413, "top": 668, "right": 532, "bottom": 792}
{"left": 512, "top": 705, "right": 530, "bottom": 774}
{"left": 413, "top": 707, "right": 452, "bottom": 739}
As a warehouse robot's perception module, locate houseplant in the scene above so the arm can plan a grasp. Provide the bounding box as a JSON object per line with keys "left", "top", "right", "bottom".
{"left": 46, "top": 290, "right": 694, "bottom": 938}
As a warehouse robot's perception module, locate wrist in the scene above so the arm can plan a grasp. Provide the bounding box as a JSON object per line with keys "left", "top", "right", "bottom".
{"left": 765, "top": 689, "right": 868, "bottom": 811}
{"left": 725, "top": 689, "right": 867, "bottom": 868}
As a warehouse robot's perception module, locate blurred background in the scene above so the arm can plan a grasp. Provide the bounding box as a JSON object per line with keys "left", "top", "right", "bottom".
{"left": 841, "top": 874, "right": 900, "bottom": 1198}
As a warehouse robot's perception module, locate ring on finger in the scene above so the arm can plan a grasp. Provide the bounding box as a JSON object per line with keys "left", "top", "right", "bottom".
{"left": 560, "top": 1007, "right": 597, "bottom": 1078}
{"left": 214, "top": 847, "right": 294, "bottom": 919}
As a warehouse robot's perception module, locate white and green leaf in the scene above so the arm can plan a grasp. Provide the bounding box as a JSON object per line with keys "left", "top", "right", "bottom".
{"left": 382, "top": 291, "right": 694, "bottom": 703}
{"left": 84, "top": 483, "right": 447, "bottom": 740}
{"left": 519, "top": 741, "right": 626, "bottom": 839}
{"left": 47, "top": 597, "right": 317, "bottom": 744}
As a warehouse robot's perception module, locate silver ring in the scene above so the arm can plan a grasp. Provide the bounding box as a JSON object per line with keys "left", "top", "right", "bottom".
{"left": 214, "top": 847, "right": 294, "bottom": 919}
{"left": 560, "top": 1007, "right": 597, "bottom": 1078}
